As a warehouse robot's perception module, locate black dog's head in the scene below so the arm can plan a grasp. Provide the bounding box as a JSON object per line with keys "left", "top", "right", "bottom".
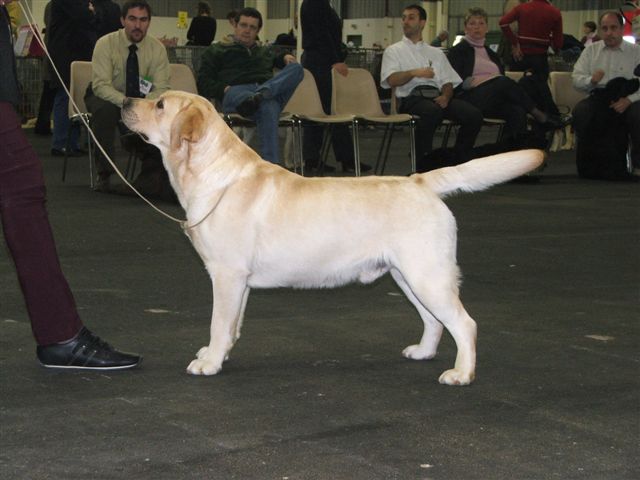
{"left": 592, "top": 73, "right": 640, "bottom": 104}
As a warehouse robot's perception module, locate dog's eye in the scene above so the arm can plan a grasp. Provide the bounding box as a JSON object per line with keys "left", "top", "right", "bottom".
{"left": 157, "top": 100, "right": 164, "bottom": 110}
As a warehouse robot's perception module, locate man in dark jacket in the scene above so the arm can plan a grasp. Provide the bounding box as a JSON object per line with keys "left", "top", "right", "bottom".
{"left": 197, "top": 7, "right": 303, "bottom": 165}
{"left": 0, "top": 0, "right": 141, "bottom": 370}
{"left": 47, "top": 0, "right": 96, "bottom": 156}
{"left": 93, "top": 0, "right": 121, "bottom": 38}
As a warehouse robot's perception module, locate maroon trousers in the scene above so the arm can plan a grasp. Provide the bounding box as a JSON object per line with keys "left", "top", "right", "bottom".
{"left": 0, "top": 101, "right": 82, "bottom": 345}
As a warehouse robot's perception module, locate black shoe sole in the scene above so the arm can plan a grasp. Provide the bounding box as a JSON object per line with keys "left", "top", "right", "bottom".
{"left": 38, "top": 359, "right": 142, "bottom": 371}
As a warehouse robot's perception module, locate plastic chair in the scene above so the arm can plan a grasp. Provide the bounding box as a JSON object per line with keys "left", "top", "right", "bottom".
{"left": 548, "top": 71, "right": 587, "bottom": 114}
{"left": 281, "top": 68, "right": 358, "bottom": 175}
{"left": 63, "top": 61, "right": 94, "bottom": 186}
{"left": 169, "top": 63, "right": 198, "bottom": 94}
{"left": 331, "top": 68, "right": 417, "bottom": 175}
{"left": 224, "top": 68, "right": 356, "bottom": 176}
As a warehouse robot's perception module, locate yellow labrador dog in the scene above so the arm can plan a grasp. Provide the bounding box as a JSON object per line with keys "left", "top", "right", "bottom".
{"left": 122, "top": 91, "right": 543, "bottom": 385}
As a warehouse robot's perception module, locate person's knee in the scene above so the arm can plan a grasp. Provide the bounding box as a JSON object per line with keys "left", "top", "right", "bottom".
{"left": 463, "top": 105, "right": 483, "bottom": 129}
{"left": 287, "top": 62, "right": 304, "bottom": 81}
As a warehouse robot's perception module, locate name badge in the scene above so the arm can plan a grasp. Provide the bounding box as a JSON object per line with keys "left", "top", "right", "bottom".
{"left": 139, "top": 77, "right": 152, "bottom": 96}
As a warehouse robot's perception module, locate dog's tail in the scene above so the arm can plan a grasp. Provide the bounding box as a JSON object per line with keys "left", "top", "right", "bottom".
{"left": 421, "top": 149, "right": 545, "bottom": 198}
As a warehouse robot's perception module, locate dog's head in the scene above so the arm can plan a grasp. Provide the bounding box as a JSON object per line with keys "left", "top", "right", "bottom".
{"left": 121, "top": 91, "right": 213, "bottom": 152}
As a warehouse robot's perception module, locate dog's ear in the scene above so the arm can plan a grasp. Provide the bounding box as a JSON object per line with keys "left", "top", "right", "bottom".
{"left": 170, "top": 104, "right": 205, "bottom": 150}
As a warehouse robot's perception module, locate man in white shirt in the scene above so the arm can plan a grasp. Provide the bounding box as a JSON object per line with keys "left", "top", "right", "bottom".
{"left": 381, "top": 4, "right": 482, "bottom": 163}
{"left": 572, "top": 11, "right": 640, "bottom": 178}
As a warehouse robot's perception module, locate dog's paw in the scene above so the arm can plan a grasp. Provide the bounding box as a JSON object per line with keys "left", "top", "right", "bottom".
{"left": 195, "top": 346, "right": 209, "bottom": 359}
{"left": 402, "top": 344, "right": 436, "bottom": 360}
{"left": 438, "top": 369, "right": 474, "bottom": 386}
{"left": 186, "top": 358, "right": 222, "bottom": 376}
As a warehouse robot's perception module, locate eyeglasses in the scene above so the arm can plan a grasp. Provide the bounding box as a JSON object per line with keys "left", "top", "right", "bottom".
{"left": 237, "top": 22, "right": 259, "bottom": 32}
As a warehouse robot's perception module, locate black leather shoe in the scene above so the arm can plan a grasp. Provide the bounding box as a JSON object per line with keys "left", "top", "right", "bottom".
{"left": 342, "top": 162, "right": 373, "bottom": 173}
{"left": 540, "top": 114, "right": 571, "bottom": 131}
{"left": 37, "top": 327, "right": 141, "bottom": 370}
{"left": 235, "top": 92, "right": 263, "bottom": 118}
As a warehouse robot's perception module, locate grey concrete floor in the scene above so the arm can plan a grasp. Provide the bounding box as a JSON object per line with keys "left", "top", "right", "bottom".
{"left": 1, "top": 127, "right": 639, "bottom": 480}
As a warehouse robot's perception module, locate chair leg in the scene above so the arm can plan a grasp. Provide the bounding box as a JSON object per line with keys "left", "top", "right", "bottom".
{"left": 62, "top": 121, "right": 73, "bottom": 182}
{"left": 441, "top": 123, "right": 452, "bottom": 148}
{"left": 496, "top": 123, "right": 505, "bottom": 144}
{"left": 296, "top": 120, "right": 304, "bottom": 176}
{"left": 317, "top": 125, "right": 334, "bottom": 176}
{"left": 86, "top": 121, "right": 94, "bottom": 188}
{"left": 352, "top": 119, "right": 361, "bottom": 177}
{"left": 374, "top": 125, "right": 390, "bottom": 174}
{"left": 378, "top": 125, "right": 396, "bottom": 176}
{"left": 409, "top": 120, "right": 417, "bottom": 174}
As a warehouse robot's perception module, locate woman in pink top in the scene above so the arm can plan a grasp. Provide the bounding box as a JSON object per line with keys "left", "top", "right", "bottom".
{"left": 580, "top": 21, "right": 600, "bottom": 46}
{"left": 448, "top": 7, "right": 566, "bottom": 143}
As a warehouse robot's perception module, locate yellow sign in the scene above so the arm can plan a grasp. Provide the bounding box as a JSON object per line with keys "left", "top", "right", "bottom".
{"left": 177, "top": 11, "right": 188, "bottom": 29}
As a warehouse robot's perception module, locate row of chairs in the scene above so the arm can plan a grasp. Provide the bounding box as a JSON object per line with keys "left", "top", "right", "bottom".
{"left": 64, "top": 61, "right": 586, "bottom": 185}
{"left": 226, "top": 67, "right": 418, "bottom": 176}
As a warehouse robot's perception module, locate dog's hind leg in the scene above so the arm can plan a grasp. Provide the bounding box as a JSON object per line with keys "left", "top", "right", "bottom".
{"left": 187, "top": 272, "right": 249, "bottom": 375}
{"left": 390, "top": 269, "right": 443, "bottom": 361}
{"left": 394, "top": 266, "right": 477, "bottom": 386}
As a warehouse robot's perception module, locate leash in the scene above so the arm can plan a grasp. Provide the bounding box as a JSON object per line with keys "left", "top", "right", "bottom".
{"left": 15, "top": 1, "right": 211, "bottom": 231}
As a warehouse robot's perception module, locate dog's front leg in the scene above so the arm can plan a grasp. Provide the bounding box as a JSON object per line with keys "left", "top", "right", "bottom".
{"left": 187, "top": 272, "right": 248, "bottom": 376}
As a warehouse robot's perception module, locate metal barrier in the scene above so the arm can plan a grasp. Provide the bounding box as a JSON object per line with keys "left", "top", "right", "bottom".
{"left": 16, "top": 56, "right": 44, "bottom": 121}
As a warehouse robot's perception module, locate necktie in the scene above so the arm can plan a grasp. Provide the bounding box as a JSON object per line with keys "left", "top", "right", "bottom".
{"left": 126, "top": 44, "right": 141, "bottom": 98}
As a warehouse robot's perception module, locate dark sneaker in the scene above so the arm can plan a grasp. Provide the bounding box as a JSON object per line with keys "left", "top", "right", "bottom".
{"left": 235, "top": 92, "right": 263, "bottom": 118}
{"left": 37, "top": 327, "right": 141, "bottom": 370}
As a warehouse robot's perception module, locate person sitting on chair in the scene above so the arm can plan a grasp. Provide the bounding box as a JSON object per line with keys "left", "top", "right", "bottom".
{"left": 447, "top": 7, "right": 566, "bottom": 146}
{"left": 381, "top": 4, "right": 483, "bottom": 163}
{"left": 572, "top": 11, "right": 640, "bottom": 179}
{"left": 197, "top": 7, "right": 303, "bottom": 165}
{"left": 85, "top": 0, "right": 171, "bottom": 197}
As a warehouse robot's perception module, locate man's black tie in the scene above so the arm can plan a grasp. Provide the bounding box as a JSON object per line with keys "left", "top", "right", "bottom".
{"left": 126, "top": 44, "right": 141, "bottom": 98}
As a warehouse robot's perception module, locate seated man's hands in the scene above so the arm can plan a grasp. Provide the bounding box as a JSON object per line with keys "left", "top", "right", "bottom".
{"left": 611, "top": 96, "right": 632, "bottom": 114}
{"left": 412, "top": 67, "right": 435, "bottom": 79}
{"left": 591, "top": 69, "right": 605, "bottom": 85}
{"left": 332, "top": 62, "right": 348, "bottom": 77}
{"left": 284, "top": 54, "right": 298, "bottom": 65}
{"left": 512, "top": 44, "right": 524, "bottom": 62}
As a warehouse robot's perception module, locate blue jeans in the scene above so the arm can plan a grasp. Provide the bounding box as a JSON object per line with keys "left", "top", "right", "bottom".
{"left": 222, "top": 62, "right": 303, "bottom": 164}
{"left": 52, "top": 88, "right": 79, "bottom": 151}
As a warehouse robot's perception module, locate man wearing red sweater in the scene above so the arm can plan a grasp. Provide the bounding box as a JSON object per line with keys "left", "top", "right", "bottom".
{"left": 499, "top": 0, "right": 562, "bottom": 75}
{"left": 500, "top": 0, "right": 563, "bottom": 115}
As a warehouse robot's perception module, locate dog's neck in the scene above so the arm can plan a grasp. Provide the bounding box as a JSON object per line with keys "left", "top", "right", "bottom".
{"left": 165, "top": 128, "right": 262, "bottom": 216}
